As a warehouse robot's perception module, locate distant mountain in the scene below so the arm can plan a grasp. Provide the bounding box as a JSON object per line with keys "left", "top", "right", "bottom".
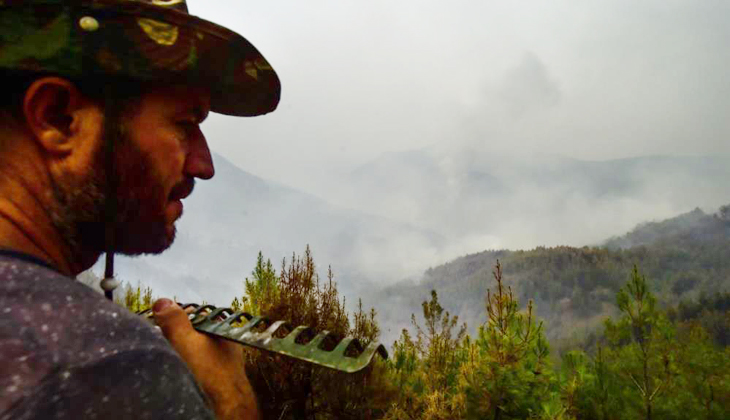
{"left": 98, "top": 154, "right": 442, "bottom": 305}
{"left": 364, "top": 205, "right": 730, "bottom": 348}
{"left": 92, "top": 149, "right": 730, "bottom": 323}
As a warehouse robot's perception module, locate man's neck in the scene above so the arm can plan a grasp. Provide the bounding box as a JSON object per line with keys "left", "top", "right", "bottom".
{"left": 0, "top": 159, "right": 99, "bottom": 277}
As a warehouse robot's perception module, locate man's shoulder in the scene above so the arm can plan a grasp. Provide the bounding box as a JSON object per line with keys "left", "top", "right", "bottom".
{"left": 0, "top": 252, "right": 101, "bottom": 306}
{"left": 0, "top": 254, "right": 210, "bottom": 418}
{"left": 0, "top": 252, "right": 159, "bottom": 349}
{"left": 1, "top": 345, "right": 214, "bottom": 420}
{"left": 0, "top": 251, "right": 171, "bottom": 366}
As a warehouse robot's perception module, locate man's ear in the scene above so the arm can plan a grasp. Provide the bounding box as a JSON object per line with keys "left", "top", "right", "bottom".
{"left": 23, "top": 77, "right": 88, "bottom": 155}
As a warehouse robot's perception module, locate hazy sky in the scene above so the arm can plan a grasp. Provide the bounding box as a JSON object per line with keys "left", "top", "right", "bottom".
{"left": 100, "top": 1, "right": 730, "bottom": 301}
{"left": 192, "top": 0, "right": 730, "bottom": 193}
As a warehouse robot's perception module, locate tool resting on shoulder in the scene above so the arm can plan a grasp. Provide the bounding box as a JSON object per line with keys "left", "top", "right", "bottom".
{"left": 139, "top": 303, "right": 388, "bottom": 373}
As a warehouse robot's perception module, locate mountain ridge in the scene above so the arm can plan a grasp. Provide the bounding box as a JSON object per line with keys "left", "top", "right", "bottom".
{"left": 94, "top": 151, "right": 730, "bottom": 323}
{"left": 364, "top": 204, "right": 730, "bottom": 347}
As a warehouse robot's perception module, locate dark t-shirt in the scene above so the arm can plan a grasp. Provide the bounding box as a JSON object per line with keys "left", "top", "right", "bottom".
{"left": 0, "top": 251, "right": 215, "bottom": 420}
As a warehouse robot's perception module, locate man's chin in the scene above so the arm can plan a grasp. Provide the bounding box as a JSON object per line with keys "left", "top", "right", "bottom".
{"left": 112, "top": 222, "right": 176, "bottom": 256}
{"left": 77, "top": 217, "right": 176, "bottom": 256}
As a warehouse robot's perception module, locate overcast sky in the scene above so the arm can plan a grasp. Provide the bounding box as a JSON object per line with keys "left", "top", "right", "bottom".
{"left": 191, "top": 0, "right": 730, "bottom": 194}
{"left": 102, "top": 1, "right": 730, "bottom": 301}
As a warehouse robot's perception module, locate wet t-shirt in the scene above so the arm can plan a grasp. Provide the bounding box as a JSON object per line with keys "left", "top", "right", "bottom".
{"left": 0, "top": 251, "right": 215, "bottom": 420}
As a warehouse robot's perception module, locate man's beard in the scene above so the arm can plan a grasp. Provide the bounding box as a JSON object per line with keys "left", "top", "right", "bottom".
{"left": 51, "top": 110, "right": 178, "bottom": 258}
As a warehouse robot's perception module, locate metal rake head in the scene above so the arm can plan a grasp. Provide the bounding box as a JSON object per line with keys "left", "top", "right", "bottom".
{"left": 138, "top": 303, "right": 388, "bottom": 373}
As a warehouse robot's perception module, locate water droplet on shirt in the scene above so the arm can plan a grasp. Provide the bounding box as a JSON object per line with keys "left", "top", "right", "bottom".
{"left": 41, "top": 324, "right": 49, "bottom": 332}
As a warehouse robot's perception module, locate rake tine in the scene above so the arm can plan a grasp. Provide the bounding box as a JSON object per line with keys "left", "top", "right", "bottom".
{"left": 282, "top": 325, "right": 313, "bottom": 345}
{"left": 263, "top": 320, "right": 289, "bottom": 336}
{"left": 305, "top": 331, "right": 332, "bottom": 349}
{"left": 331, "top": 337, "right": 360, "bottom": 356}
{"left": 222, "top": 311, "right": 254, "bottom": 326}
{"left": 198, "top": 307, "right": 233, "bottom": 324}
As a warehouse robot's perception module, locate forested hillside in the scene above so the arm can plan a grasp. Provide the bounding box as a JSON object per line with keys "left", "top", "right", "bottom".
{"left": 102, "top": 153, "right": 730, "bottom": 308}
{"left": 115, "top": 247, "right": 730, "bottom": 419}
{"left": 100, "top": 204, "right": 730, "bottom": 419}
{"left": 368, "top": 205, "right": 730, "bottom": 347}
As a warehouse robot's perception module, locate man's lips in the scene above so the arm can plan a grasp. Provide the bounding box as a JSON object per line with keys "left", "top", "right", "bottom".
{"left": 169, "top": 178, "right": 195, "bottom": 201}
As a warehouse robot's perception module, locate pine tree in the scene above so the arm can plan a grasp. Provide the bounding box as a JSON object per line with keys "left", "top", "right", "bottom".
{"left": 242, "top": 251, "right": 279, "bottom": 315}
{"left": 243, "top": 247, "right": 392, "bottom": 419}
{"left": 604, "top": 265, "right": 675, "bottom": 420}
{"left": 230, "top": 296, "right": 243, "bottom": 312}
{"left": 672, "top": 324, "right": 730, "bottom": 419}
{"left": 459, "top": 261, "right": 556, "bottom": 420}
{"left": 384, "top": 290, "right": 467, "bottom": 420}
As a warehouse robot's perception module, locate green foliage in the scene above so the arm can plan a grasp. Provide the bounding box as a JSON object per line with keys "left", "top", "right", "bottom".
{"left": 669, "top": 291, "right": 730, "bottom": 346}
{"left": 667, "top": 324, "right": 730, "bottom": 420}
{"left": 604, "top": 266, "right": 674, "bottom": 420}
{"left": 560, "top": 266, "right": 730, "bottom": 420}
{"left": 241, "top": 251, "right": 279, "bottom": 315}
{"left": 385, "top": 290, "right": 467, "bottom": 420}
{"left": 414, "top": 290, "right": 467, "bottom": 392}
{"left": 116, "top": 281, "right": 153, "bottom": 313}
{"left": 459, "top": 261, "right": 555, "bottom": 420}
{"left": 558, "top": 345, "right": 623, "bottom": 420}
{"left": 109, "top": 247, "right": 730, "bottom": 420}
{"left": 230, "top": 296, "right": 243, "bottom": 312}
{"left": 374, "top": 204, "right": 730, "bottom": 353}
{"left": 382, "top": 262, "right": 729, "bottom": 420}
{"left": 243, "top": 246, "right": 394, "bottom": 420}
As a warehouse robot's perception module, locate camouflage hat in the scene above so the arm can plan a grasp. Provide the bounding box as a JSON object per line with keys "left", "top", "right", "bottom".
{"left": 0, "top": 0, "right": 280, "bottom": 116}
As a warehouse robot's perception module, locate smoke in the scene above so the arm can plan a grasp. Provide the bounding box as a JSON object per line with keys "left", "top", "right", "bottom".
{"left": 92, "top": 1, "right": 730, "bottom": 304}
{"left": 203, "top": 0, "right": 730, "bottom": 189}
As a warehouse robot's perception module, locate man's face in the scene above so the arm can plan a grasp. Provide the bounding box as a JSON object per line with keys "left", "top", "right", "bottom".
{"left": 59, "top": 84, "right": 214, "bottom": 256}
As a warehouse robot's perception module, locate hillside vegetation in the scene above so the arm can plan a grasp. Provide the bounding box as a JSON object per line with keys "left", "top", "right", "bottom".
{"left": 368, "top": 205, "right": 730, "bottom": 347}
{"left": 116, "top": 247, "right": 730, "bottom": 419}
{"left": 104, "top": 204, "right": 730, "bottom": 419}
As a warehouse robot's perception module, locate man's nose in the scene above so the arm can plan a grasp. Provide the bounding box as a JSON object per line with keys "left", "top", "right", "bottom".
{"left": 184, "top": 131, "right": 215, "bottom": 180}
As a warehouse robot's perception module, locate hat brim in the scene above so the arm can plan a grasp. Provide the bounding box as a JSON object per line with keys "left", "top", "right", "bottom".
{"left": 0, "top": 0, "right": 281, "bottom": 116}
{"left": 104, "top": 1, "right": 281, "bottom": 116}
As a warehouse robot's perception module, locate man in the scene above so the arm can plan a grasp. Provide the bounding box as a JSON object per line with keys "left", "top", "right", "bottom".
{"left": 0, "top": 1, "right": 280, "bottom": 419}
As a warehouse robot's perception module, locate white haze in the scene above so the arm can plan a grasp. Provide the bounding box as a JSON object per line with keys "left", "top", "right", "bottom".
{"left": 200, "top": 0, "right": 730, "bottom": 188}
{"left": 100, "top": 151, "right": 730, "bottom": 306}
{"left": 92, "top": 1, "right": 730, "bottom": 304}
